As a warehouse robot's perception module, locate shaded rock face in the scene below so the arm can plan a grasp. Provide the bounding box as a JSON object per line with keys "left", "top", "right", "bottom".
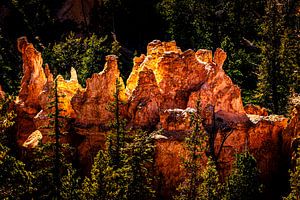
{"left": 0, "top": 85, "right": 5, "bottom": 99}
{"left": 160, "top": 108, "right": 196, "bottom": 131}
{"left": 14, "top": 38, "right": 297, "bottom": 200}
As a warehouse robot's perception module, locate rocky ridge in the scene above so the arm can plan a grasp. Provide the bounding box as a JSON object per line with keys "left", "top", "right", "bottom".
{"left": 10, "top": 37, "right": 299, "bottom": 199}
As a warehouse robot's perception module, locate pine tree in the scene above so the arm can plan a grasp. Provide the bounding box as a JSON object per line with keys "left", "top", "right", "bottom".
{"left": 125, "top": 130, "right": 156, "bottom": 200}
{"left": 31, "top": 77, "right": 80, "bottom": 199}
{"left": 0, "top": 95, "right": 34, "bottom": 199}
{"left": 223, "top": 151, "right": 262, "bottom": 200}
{"left": 283, "top": 142, "right": 300, "bottom": 200}
{"left": 42, "top": 33, "right": 110, "bottom": 86}
{"left": 0, "top": 144, "right": 34, "bottom": 199}
{"left": 81, "top": 78, "right": 129, "bottom": 200}
{"left": 174, "top": 101, "right": 207, "bottom": 200}
{"left": 197, "top": 157, "right": 224, "bottom": 200}
{"left": 257, "top": 0, "right": 299, "bottom": 114}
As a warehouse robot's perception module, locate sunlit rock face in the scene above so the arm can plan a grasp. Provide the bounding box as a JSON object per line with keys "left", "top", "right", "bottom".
{"left": 15, "top": 37, "right": 47, "bottom": 145}
{"left": 16, "top": 37, "right": 46, "bottom": 114}
{"left": 127, "top": 41, "right": 245, "bottom": 129}
{"left": 71, "top": 55, "right": 126, "bottom": 127}
{"left": 245, "top": 104, "right": 268, "bottom": 116}
{"left": 127, "top": 40, "right": 209, "bottom": 110}
{"left": 187, "top": 48, "right": 245, "bottom": 114}
{"left": 34, "top": 66, "right": 82, "bottom": 139}
{"left": 22, "top": 130, "right": 42, "bottom": 148}
{"left": 127, "top": 68, "right": 163, "bottom": 128}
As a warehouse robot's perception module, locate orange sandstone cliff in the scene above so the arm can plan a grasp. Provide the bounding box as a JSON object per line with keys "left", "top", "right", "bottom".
{"left": 12, "top": 37, "right": 298, "bottom": 199}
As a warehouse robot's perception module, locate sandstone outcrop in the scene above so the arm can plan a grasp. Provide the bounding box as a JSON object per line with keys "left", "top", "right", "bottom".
{"left": 15, "top": 37, "right": 47, "bottom": 145}
{"left": 71, "top": 55, "right": 126, "bottom": 127}
{"left": 22, "top": 130, "right": 43, "bottom": 148}
{"left": 160, "top": 108, "right": 196, "bottom": 131}
{"left": 14, "top": 38, "right": 297, "bottom": 200}
{"left": 34, "top": 66, "right": 82, "bottom": 139}
{"left": 187, "top": 48, "right": 245, "bottom": 114}
{"left": 127, "top": 68, "right": 163, "bottom": 127}
{"left": 16, "top": 37, "right": 46, "bottom": 115}
{"left": 126, "top": 41, "right": 245, "bottom": 128}
{"left": 245, "top": 104, "right": 268, "bottom": 116}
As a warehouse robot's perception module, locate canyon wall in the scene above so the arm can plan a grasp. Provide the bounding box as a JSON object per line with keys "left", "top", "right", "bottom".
{"left": 12, "top": 37, "right": 299, "bottom": 199}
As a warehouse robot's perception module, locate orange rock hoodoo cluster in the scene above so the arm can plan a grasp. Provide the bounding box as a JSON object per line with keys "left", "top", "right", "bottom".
{"left": 11, "top": 37, "right": 298, "bottom": 199}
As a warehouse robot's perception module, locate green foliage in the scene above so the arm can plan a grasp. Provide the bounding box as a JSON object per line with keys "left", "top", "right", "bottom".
{"left": 0, "top": 33, "right": 22, "bottom": 95}
{"left": 0, "top": 96, "right": 16, "bottom": 146}
{"left": 125, "top": 130, "right": 156, "bottom": 200}
{"left": 43, "top": 33, "right": 110, "bottom": 86}
{"left": 283, "top": 144, "right": 300, "bottom": 200}
{"left": 0, "top": 95, "right": 33, "bottom": 199}
{"left": 257, "top": 0, "right": 299, "bottom": 114}
{"left": 0, "top": 144, "right": 34, "bottom": 199}
{"left": 221, "top": 36, "right": 260, "bottom": 105}
{"left": 175, "top": 101, "right": 207, "bottom": 200}
{"left": 30, "top": 78, "right": 80, "bottom": 199}
{"left": 81, "top": 79, "right": 156, "bottom": 200}
{"left": 157, "top": 0, "right": 214, "bottom": 49}
{"left": 223, "top": 152, "right": 262, "bottom": 200}
{"left": 197, "top": 158, "right": 223, "bottom": 200}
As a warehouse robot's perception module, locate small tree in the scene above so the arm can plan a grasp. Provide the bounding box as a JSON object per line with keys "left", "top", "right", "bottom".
{"left": 223, "top": 151, "right": 262, "bottom": 200}
{"left": 31, "top": 77, "right": 79, "bottom": 199}
{"left": 197, "top": 157, "right": 223, "bottom": 200}
{"left": 81, "top": 78, "right": 129, "bottom": 200}
{"left": 283, "top": 143, "right": 300, "bottom": 200}
{"left": 175, "top": 101, "right": 207, "bottom": 200}
{"left": 0, "top": 95, "right": 33, "bottom": 199}
{"left": 43, "top": 33, "right": 110, "bottom": 86}
{"left": 125, "top": 130, "right": 156, "bottom": 200}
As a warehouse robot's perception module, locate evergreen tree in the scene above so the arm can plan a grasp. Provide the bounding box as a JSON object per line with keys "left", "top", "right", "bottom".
{"left": 257, "top": 0, "right": 299, "bottom": 114}
{"left": 42, "top": 33, "right": 110, "bottom": 86}
{"left": 80, "top": 150, "right": 109, "bottom": 200}
{"left": 197, "top": 157, "right": 223, "bottom": 200}
{"left": 125, "top": 130, "right": 156, "bottom": 200}
{"left": 174, "top": 101, "right": 207, "bottom": 200}
{"left": 30, "top": 77, "right": 80, "bottom": 199}
{"left": 283, "top": 142, "right": 300, "bottom": 200}
{"left": 81, "top": 78, "right": 129, "bottom": 200}
{"left": 0, "top": 95, "right": 34, "bottom": 199}
{"left": 157, "top": 0, "right": 214, "bottom": 49}
{"left": 0, "top": 144, "right": 34, "bottom": 199}
{"left": 223, "top": 151, "right": 262, "bottom": 200}
{"left": 81, "top": 79, "right": 157, "bottom": 200}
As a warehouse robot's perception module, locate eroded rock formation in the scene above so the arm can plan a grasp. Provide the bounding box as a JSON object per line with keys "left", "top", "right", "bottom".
{"left": 245, "top": 104, "right": 268, "bottom": 116}
{"left": 14, "top": 38, "right": 298, "bottom": 199}
{"left": 15, "top": 37, "right": 47, "bottom": 145}
{"left": 0, "top": 85, "right": 5, "bottom": 99}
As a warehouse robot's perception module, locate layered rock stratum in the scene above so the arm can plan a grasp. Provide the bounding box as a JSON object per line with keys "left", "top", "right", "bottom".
{"left": 9, "top": 37, "right": 299, "bottom": 199}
